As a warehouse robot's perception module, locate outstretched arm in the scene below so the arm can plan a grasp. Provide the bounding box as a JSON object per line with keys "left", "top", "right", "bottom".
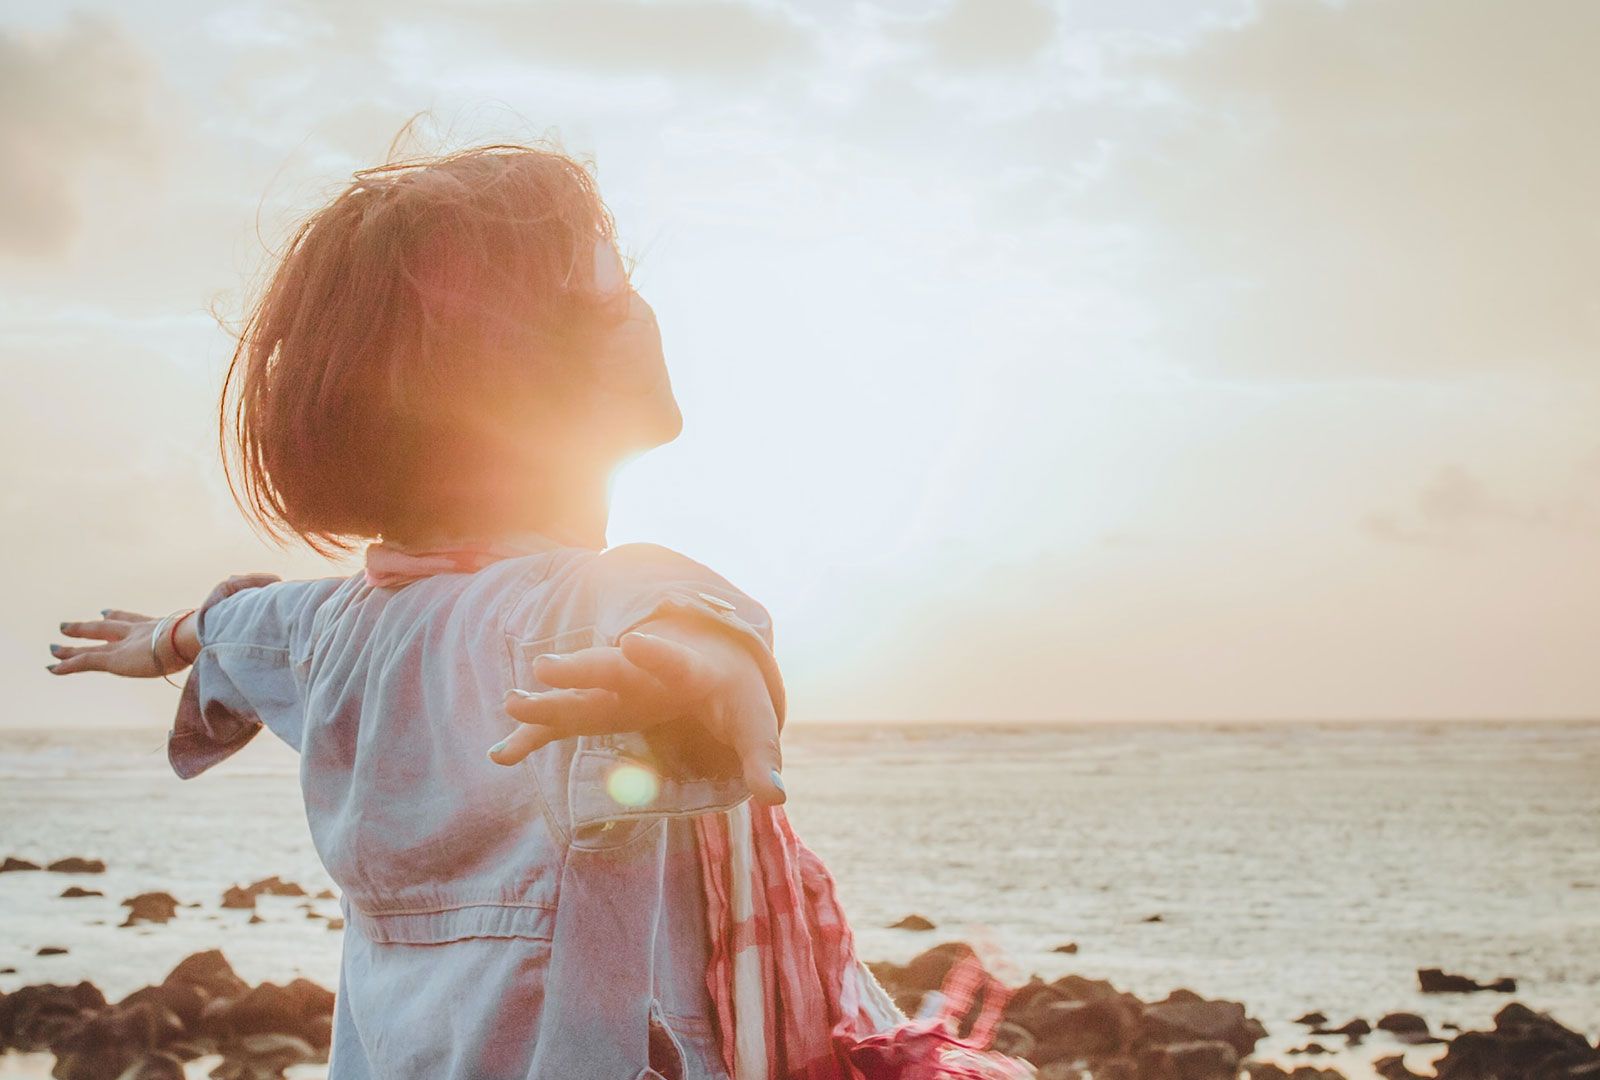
{"left": 492, "top": 616, "right": 786, "bottom": 806}
{"left": 49, "top": 573, "right": 282, "bottom": 679}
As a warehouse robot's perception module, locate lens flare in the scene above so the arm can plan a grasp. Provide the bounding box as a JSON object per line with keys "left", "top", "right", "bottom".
{"left": 606, "top": 763, "right": 660, "bottom": 808}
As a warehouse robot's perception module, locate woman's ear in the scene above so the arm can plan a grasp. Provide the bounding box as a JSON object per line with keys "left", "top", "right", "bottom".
{"left": 593, "top": 238, "right": 628, "bottom": 296}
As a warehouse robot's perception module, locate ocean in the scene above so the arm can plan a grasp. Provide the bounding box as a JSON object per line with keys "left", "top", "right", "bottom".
{"left": 1, "top": 720, "right": 1596, "bottom": 1079}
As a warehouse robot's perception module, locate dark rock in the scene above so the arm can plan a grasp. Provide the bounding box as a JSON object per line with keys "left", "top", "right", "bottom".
{"left": 0, "top": 967, "right": 15, "bottom": 974}
{"left": 123, "top": 1054, "right": 185, "bottom": 1080}
{"left": 1377, "top": 1012, "right": 1429, "bottom": 1035}
{"left": 60, "top": 886, "right": 103, "bottom": 898}
{"left": 222, "top": 886, "right": 257, "bottom": 910}
{"left": 1049, "top": 973, "right": 1127, "bottom": 1004}
{"left": 990, "top": 1020, "right": 1036, "bottom": 1060}
{"left": 1140, "top": 994, "right": 1266, "bottom": 1057}
{"left": 120, "top": 982, "right": 208, "bottom": 1030}
{"left": 210, "top": 1033, "right": 318, "bottom": 1079}
{"left": 1137, "top": 1039, "right": 1240, "bottom": 1080}
{"left": 889, "top": 914, "right": 936, "bottom": 931}
{"left": 248, "top": 913, "right": 265, "bottom": 925}
{"left": 1419, "top": 968, "right": 1517, "bottom": 994}
{"left": 1290, "top": 1042, "right": 1331, "bottom": 1054}
{"left": 1310, "top": 1018, "right": 1371, "bottom": 1038}
{"left": 36, "top": 946, "right": 69, "bottom": 956}
{"left": 1294, "top": 1012, "right": 1329, "bottom": 1026}
{"left": 1097, "top": 1059, "right": 1140, "bottom": 1080}
{"left": 1052, "top": 942, "right": 1080, "bottom": 954}
{"left": 121, "top": 892, "right": 180, "bottom": 927}
{"left": 0, "top": 856, "right": 41, "bottom": 872}
{"left": 326, "top": 917, "right": 345, "bottom": 931}
{"left": 164, "top": 949, "right": 250, "bottom": 1001}
{"left": 314, "top": 889, "right": 337, "bottom": 900}
{"left": 1243, "top": 1065, "right": 1292, "bottom": 1080}
{"left": 1286, "top": 1069, "right": 1347, "bottom": 1080}
{"left": 1432, "top": 1001, "right": 1597, "bottom": 1080}
{"left": 0, "top": 980, "right": 107, "bottom": 1051}
{"left": 1030, "top": 997, "right": 1138, "bottom": 1062}
{"left": 1376, "top": 1012, "right": 1440, "bottom": 1044}
{"left": 49, "top": 997, "right": 186, "bottom": 1079}
{"left": 1373, "top": 1055, "right": 1428, "bottom": 1080}
{"left": 46, "top": 857, "right": 106, "bottom": 874}
{"left": 209, "top": 978, "right": 335, "bottom": 1049}
{"left": 244, "top": 876, "right": 306, "bottom": 898}
{"left": 1143, "top": 914, "right": 1165, "bottom": 923}
{"left": 873, "top": 942, "right": 977, "bottom": 998}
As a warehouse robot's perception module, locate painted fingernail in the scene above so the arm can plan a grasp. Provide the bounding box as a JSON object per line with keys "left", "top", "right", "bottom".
{"left": 46, "top": 663, "right": 59, "bottom": 673}
{"left": 100, "top": 609, "right": 110, "bottom": 617}
{"left": 488, "top": 740, "right": 509, "bottom": 761}
{"left": 505, "top": 688, "right": 538, "bottom": 700}
{"left": 58, "top": 622, "right": 68, "bottom": 633}
{"left": 49, "top": 644, "right": 62, "bottom": 656}
{"left": 769, "top": 768, "right": 786, "bottom": 793}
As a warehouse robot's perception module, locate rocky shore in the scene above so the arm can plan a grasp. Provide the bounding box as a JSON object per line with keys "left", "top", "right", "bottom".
{"left": 2, "top": 938, "right": 1595, "bottom": 1080}
{"left": 867, "top": 941, "right": 1597, "bottom": 1080}
{"left": 4, "top": 859, "right": 1596, "bottom": 1079}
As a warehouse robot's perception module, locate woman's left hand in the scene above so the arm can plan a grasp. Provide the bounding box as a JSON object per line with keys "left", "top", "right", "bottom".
{"left": 492, "top": 625, "right": 786, "bottom": 805}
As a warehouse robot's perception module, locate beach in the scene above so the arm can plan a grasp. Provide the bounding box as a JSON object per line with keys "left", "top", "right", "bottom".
{"left": 2, "top": 720, "right": 1596, "bottom": 1078}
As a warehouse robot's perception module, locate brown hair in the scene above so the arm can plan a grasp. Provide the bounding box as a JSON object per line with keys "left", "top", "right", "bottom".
{"left": 220, "top": 143, "right": 629, "bottom": 555}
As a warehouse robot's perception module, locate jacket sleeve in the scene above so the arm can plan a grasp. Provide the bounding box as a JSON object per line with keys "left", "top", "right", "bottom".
{"left": 559, "top": 543, "right": 787, "bottom": 835}
{"left": 590, "top": 542, "right": 786, "bottom": 732}
{"left": 167, "top": 573, "right": 347, "bottom": 779}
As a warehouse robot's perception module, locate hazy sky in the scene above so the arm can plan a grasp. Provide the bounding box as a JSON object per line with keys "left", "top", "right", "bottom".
{"left": 4, "top": 0, "right": 1596, "bottom": 728}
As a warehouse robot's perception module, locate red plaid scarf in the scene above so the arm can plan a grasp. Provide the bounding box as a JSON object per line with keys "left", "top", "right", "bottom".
{"left": 695, "top": 802, "right": 1033, "bottom": 1080}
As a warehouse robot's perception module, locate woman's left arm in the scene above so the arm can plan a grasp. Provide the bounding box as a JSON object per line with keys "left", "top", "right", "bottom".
{"left": 492, "top": 617, "right": 787, "bottom": 805}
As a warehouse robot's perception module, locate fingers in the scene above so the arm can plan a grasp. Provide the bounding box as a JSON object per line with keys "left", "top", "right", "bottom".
{"left": 101, "top": 609, "right": 153, "bottom": 623}
{"left": 491, "top": 686, "right": 638, "bottom": 765}
{"left": 533, "top": 647, "right": 645, "bottom": 694}
{"left": 619, "top": 632, "right": 716, "bottom": 696}
{"left": 727, "top": 698, "right": 786, "bottom": 806}
{"left": 58, "top": 619, "right": 131, "bottom": 642}
{"left": 487, "top": 722, "right": 559, "bottom": 766}
{"left": 47, "top": 644, "right": 112, "bottom": 675}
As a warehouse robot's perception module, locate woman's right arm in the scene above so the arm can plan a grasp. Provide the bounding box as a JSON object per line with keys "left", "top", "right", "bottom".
{"left": 48, "top": 573, "right": 281, "bottom": 679}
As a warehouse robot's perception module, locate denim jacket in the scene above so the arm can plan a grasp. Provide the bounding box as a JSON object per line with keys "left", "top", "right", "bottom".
{"left": 169, "top": 541, "right": 785, "bottom": 1079}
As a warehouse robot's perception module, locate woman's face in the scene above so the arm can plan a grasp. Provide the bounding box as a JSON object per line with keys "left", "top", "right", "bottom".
{"left": 561, "top": 240, "right": 683, "bottom": 463}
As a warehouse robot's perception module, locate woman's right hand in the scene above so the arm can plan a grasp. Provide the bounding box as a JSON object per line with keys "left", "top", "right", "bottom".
{"left": 49, "top": 609, "right": 185, "bottom": 678}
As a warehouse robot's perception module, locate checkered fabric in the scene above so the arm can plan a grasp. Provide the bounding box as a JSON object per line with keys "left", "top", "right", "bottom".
{"left": 695, "top": 802, "right": 1035, "bottom": 1080}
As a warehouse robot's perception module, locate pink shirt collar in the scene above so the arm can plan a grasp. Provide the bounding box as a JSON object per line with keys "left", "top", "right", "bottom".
{"left": 363, "top": 531, "right": 580, "bottom": 588}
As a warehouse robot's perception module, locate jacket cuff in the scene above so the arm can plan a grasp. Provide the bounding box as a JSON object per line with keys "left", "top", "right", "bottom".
{"left": 166, "top": 574, "right": 281, "bottom": 778}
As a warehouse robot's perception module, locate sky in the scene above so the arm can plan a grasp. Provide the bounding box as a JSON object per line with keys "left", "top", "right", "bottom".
{"left": 3, "top": 0, "right": 1596, "bottom": 728}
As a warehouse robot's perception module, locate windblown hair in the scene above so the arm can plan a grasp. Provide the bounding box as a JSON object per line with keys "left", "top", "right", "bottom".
{"left": 221, "top": 143, "right": 628, "bottom": 555}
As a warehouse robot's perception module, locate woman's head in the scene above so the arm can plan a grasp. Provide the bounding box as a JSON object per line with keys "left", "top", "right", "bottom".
{"left": 222, "top": 143, "right": 680, "bottom": 554}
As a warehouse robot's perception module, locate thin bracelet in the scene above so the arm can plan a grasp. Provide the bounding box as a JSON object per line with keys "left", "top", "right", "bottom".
{"left": 168, "top": 608, "right": 197, "bottom": 666}
{"left": 151, "top": 609, "right": 197, "bottom": 689}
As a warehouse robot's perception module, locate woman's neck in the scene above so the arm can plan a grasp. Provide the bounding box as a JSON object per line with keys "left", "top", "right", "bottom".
{"left": 392, "top": 471, "right": 612, "bottom": 551}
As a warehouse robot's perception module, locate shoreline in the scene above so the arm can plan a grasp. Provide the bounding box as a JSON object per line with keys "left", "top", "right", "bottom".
{"left": 3, "top": 938, "right": 1594, "bottom": 1080}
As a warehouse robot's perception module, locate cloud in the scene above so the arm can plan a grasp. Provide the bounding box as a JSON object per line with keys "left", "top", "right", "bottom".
{"left": 915, "top": 0, "right": 1058, "bottom": 68}
{"left": 0, "top": 15, "right": 159, "bottom": 257}
{"left": 1085, "top": 0, "right": 1600, "bottom": 379}
{"left": 1363, "top": 462, "right": 1599, "bottom": 545}
{"left": 314, "top": 0, "right": 814, "bottom": 81}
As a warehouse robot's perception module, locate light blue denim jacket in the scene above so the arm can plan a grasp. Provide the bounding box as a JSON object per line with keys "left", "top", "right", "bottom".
{"left": 169, "top": 541, "right": 785, "bottom": 1080}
